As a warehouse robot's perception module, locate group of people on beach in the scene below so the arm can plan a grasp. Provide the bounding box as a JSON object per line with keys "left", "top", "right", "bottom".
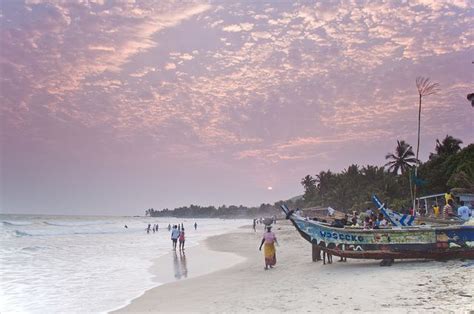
{"left": 168, "top": 222, "right": 197, "bottom": 251}
{"left": 146, "top": 224, "right": 160, "bottom": 233}
{"left": 142, "top": 222, "right": 200, "bottom": 253}
{"left": 170, "top": 224, "right": 186, "bottom": 251}
{"left": 335, "top": 210, "right": 388, "bottom": 230}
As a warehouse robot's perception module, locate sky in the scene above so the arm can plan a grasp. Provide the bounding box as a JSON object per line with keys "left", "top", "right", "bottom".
{"left": 1, "top": 0, "right": 473, "bottom": 216}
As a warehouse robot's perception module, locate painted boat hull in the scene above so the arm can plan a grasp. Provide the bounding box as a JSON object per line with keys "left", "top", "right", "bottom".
{"left": 282, "top": 206, "right": 474, "bottom": 260}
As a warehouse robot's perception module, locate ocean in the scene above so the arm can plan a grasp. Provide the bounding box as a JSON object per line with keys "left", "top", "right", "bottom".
{"left": 0, "top": 214, "right": 247, "bottom": 313}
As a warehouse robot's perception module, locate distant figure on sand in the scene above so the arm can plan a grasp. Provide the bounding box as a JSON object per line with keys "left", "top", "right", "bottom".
{"left": 259, "top": 225, "right": 278, "bottom": 270}
{"left": 179, "top": 228, "right": 185, "bottom": 251}
{"left": 171, "top": 225, "right": 180, "bottom": 250}
{"left": 252, "top": 219, "right": 256, "bottom": 232}
{"left": 146, "top": 224, "right": 151, "bottom": 234}
{"left": 124, "top": 225, "right": 128, "bottom": 229}
{"left": 194, "top": 222, "right": 197, "bottom": 230}
{"left": 168, "top": 224, "right": 171, "bottom": 231}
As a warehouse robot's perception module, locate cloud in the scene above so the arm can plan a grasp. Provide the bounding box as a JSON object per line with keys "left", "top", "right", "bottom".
{"left": 2, "top": 0, "right": 472, "bottom": 168}
{"left": 222, "top": 23, "right": 254, "bottom": 32}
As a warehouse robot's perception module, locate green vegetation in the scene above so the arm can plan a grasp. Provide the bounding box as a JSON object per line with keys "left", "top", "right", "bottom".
{"left": 148, "top": 135, "right": 472, "bottom": 217}
{"left": 301, "top": 136, "right": 472, "bottom": 212}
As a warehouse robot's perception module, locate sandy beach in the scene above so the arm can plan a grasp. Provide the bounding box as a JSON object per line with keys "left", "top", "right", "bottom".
{"left": 116, "top": 221, "right": 473, "bottom": 313}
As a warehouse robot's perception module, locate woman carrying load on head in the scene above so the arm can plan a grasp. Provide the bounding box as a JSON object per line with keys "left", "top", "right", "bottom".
{"left": 259, "top": 225, "right": 278, "bottom": 270}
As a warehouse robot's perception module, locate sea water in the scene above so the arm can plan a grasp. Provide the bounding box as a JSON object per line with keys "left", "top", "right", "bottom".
{"left": 0, "top": 214, "right": 247, "bottom": 313}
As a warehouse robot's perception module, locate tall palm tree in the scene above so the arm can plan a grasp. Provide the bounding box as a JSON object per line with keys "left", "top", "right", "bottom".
{"left": 385, "top": 140, "right": 418, "bottom": 175}
{"left": 415, "top": 77, "right": 440, "bottom": 164}
{"left": 413, "top": 77, "right": 439, "bottom": 209}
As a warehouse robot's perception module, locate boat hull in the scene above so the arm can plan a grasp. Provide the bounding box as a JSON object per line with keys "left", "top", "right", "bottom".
{"left": 288, "top": 213, "right": 474, "bottom": 260}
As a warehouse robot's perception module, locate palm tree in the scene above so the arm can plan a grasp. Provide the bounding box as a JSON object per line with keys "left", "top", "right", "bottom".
{"left": 301, "top": 175, "right": 317, "bottom": 201}
{"left": 435, "top": 135, "right": 463, "bottom": 156}
{"left": 415, "top": 77, "right": 440, "bottom": 163}
{"left": 413, "top": 77, "right": 439, "bottom": 209}
{"left": 385, "top": 140, "right": 418, "bottom": 175}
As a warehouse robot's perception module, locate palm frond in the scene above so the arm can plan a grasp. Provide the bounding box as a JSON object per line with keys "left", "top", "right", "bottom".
{"left": 416, "top": 76, "right": 440, "bottom": 97}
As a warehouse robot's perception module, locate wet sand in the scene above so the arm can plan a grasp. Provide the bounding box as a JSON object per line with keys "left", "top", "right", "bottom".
{"left": 115, "top": 221, "right": 474, "bottom": 313}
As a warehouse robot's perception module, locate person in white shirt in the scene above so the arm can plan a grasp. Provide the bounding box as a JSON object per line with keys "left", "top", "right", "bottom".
{"left": 457, "top": 201, "right": 472, "bottom": 221}
{"left": 170, "top": 225, "right": 180, "bottom": 250}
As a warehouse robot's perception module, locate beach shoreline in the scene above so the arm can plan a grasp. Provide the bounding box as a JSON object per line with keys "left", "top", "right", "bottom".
{"left": 115, "top": 221, "right": 474, "bottom": 313}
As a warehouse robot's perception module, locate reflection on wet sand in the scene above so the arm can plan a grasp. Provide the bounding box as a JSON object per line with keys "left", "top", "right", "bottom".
{"left": 173, "top": 251, "right": 188, "bottom": 280}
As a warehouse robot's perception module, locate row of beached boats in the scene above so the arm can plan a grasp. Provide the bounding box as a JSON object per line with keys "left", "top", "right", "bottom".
{"left": 280, "top": 195, "right": 474, "bottom": 264}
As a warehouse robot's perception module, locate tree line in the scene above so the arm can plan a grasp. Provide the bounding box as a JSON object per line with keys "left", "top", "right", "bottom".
{"left": 301, "top": 135, "right": 473, "bottom": 212}
{"left": 146, "top": 135, "right": 472, "bottom": 218}
{"left": 145, "top": 202, "right": 287, "bottom": 218}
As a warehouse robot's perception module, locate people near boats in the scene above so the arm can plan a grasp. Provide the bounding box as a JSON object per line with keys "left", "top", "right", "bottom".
{"left": 418, "top": 207, "right": 426, "bottom": 216}
{"left": 444, "top": 192, "right": 454, "bottom": 205}
{"left": 457, "top": 201, "right": 472, "bottom": 221}
{"left": 351, "top": 212, "right": 358, "bottom": 226}
{"left": 179, "top": 228, "right": 186, "bottom": 251}
{"left": 194, "top": 222, "right": 198, "bottom": 230}
{"left": 259, "top": 225, "right": 278, "bottom": 270}
{"left": 379, "top": 214, "right": 388, "bottom": 227}
{"left": 363, "top": 216, "right": 371, "bottom": 229}
{"left": 171, "top": 225, "right": 180, "bottom": 250}
{"left": 432, "top": 204, "right": 440, "bottom": 218}
{"left": 443, "top": 200, "right": 455, "bottom": 219}
{"left": 374, "top": 213, "right": 388, "bottom": 229}
{"left": 365, "top": 207, "right": 373, "bottom": 216}
{"left": 327, "top": 207, "right": 335, "bottom": 216}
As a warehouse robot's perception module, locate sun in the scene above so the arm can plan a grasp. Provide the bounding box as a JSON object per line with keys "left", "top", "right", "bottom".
{"left": 267, "top": 186, "right": 273, "bottom": 190}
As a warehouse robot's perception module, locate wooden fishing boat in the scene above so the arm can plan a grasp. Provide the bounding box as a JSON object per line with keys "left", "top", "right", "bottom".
{"left": 281, "top": 204, "right": 474, "bottom": 261}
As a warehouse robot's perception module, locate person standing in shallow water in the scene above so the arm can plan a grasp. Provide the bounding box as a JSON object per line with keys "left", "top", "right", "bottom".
{"left": 179, "top": 228, "right": 185, "bottom": 251}
{"left": 170, "top": 225, "right": 180, "bottom": 250}
{"left": 259, "top": 225, "right": 278, "bottom": 270}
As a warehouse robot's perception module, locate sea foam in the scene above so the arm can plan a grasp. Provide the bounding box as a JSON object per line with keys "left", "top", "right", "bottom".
{"left": 0, "top": 214, "right": 246, "bottom": 313}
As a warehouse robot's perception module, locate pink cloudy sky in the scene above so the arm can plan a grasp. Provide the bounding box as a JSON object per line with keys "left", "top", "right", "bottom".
{"left": 1, "top": 0, "right": 473, "bottom": 215}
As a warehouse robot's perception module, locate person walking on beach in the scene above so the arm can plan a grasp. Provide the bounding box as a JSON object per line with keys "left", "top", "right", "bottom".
{"left": 179, "top": 228, "right": 186, "bottom": 251}
{"left": 252, "top": 219, "right": 256, "bottom": 232}
{"left": 146, "top": 224, "right": 151, "bottom": 234}
{"left": 194, "top": 222, "right": 197, "bottom": 230}
{"left": 171, "top": 225, "right": 180, "bottom": 250}
{"left": 259, "top": 225, "right": 278, "bottom": 270}
{"left": 168, "top": 224, "right": 171, "bottom": 231}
